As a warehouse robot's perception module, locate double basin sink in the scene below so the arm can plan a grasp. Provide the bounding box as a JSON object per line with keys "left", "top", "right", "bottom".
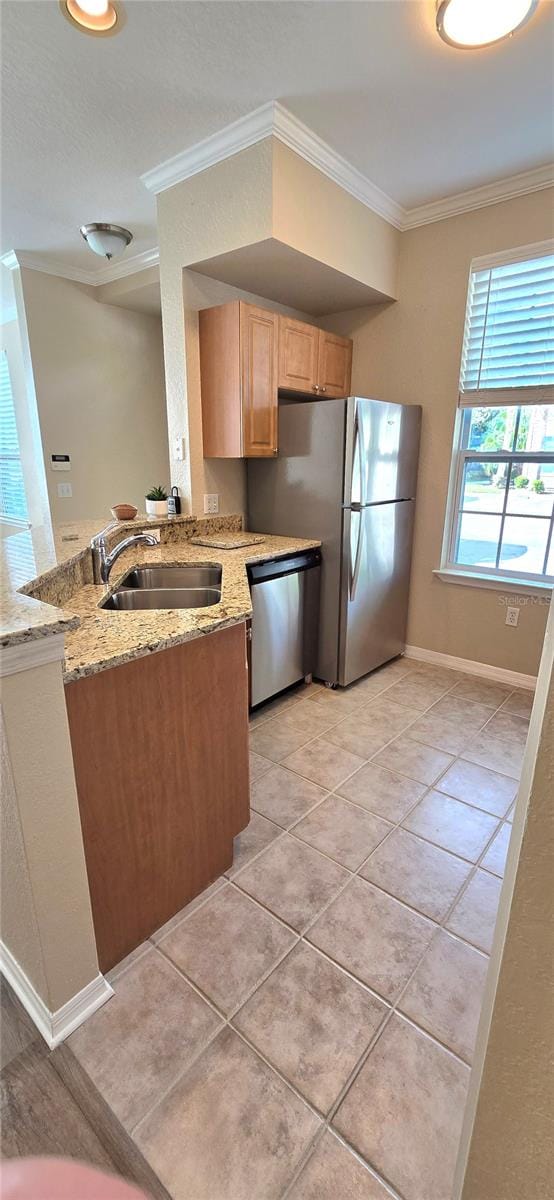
{"left": 101, "top": 565, "right": 222, "bottom": 611}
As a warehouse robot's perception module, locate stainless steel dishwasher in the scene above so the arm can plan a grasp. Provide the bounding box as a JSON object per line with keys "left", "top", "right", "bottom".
{"left": 248, "top": 550, "right": 321, "bottom": 708}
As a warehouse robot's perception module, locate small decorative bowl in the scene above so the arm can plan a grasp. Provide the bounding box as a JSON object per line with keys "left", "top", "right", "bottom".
{"left": 110, "top": 503, "right": 138, "bottom": 521}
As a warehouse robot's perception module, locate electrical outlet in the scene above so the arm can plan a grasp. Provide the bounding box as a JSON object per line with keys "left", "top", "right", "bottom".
{"left": 174, "top": 436, "right": 186, "bottom": 461}
{"left": 203, "top": 493, "right": 219, "bottom": 515}
{"left": 505, "top": 606, "right": 520, "bottom": 627}
{"left": 57, "top": 482, "right": 72, "bottom": 498}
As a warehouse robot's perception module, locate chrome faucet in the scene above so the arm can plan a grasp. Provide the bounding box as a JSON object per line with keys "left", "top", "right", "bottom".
{"left": 91, "top": 529, "right": 159, "bottom": 585}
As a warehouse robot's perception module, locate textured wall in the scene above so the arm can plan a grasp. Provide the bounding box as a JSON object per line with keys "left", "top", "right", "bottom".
{"left": 157, "top": 136, "right": 401, "bottom": 515}
{"left": 1, "top": 708, "right": 48, "bottom": 1001}
{"left": 460, "top": 632, "right": 553, "bottom": 1198}
{"left": 272, "top": 139, "right": 399, "bottom": 300}
{"left": 1, "top": 658, "right": 99, "bottom": 1012}
{"left": 324, "top": 189, "right": 554, "bottom": 675}
{"left": 18, "top": 268, "right": 170, "bottom": 524}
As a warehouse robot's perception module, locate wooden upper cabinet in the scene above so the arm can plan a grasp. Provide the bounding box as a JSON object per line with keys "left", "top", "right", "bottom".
{"left": 317, "top": 329, "right": 353, "bottom": 398}
{"left": 278, "top": 316, "right": 319, "bottom": 393}
{"left": 279, "top": 318, "right": 352, "bottom": 398}
{"left": 241, "top": 303, "right": 278, "bottom": 458}
{"left": 199, "top": 301, "right": 352, "bottom": 457}
{"left": 199, "top": 301, "right": 278, "bottom": 458}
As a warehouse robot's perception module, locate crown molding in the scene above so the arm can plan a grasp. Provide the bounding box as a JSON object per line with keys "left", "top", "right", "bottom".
{"left": 140, "top": 101, "right": 275, "bottom": 195}
{"left": 140, "top": 101, "right": 553, "bottom": 233}
{"left": 4, "top": 109, "right": 553, "bottom": 292}
{"left": 1, "top": 250, "right": 94, "bottom": 284}
{"left": 1, "top": 250, "right": 20, "bottom": 272}
{"left": 140, "top": 100, "right": 405, "bottom": 228}
{"left": 272, "top": 102, "right": 405, "bottom": 229}
{"left": 403, "top": 163, "right": 554, "bottom": 229}
{"left": 93, "top": 246, "right": 160, "bottom": 284}
{"left": 1, "top": 247, "right": 160, "bottom": 287}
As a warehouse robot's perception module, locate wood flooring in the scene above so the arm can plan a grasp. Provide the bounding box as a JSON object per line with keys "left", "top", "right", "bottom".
{"left": 0, "top": 979, "right": 168, "bottom": 1199}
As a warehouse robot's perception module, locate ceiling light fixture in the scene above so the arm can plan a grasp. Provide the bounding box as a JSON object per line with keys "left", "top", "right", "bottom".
{"left": 60, "top": 0, "right": 120, "bottom": 35}
{"left": 436, "top": 0, "right": 538, "bottom": 48}
{"left": 80, "top": 223, "right": 133, "bottom": 260}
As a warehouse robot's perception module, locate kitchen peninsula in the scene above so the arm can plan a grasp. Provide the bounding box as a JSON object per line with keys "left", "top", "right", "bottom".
{"left": 1, "top": 515, "right": 320, "bottom": 971}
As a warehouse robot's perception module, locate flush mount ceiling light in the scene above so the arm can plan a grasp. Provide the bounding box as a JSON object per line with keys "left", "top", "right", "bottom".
{"left": 60, "top": 0, "right": 121, "bottom": 35}
{"left": 80, "top": 223, "right": 133, "bottom": 260}
{"left": 436, "top": 0, "right": 538, "bottom": 47}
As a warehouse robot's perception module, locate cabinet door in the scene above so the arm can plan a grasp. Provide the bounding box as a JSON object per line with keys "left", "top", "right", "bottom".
{"left": 317, "top": 329, "right": 353, "bottom": 398}
{"left": 278, "top": 316, "right": 319, "bottom": 393}
{"left": 241, "top": 304, "right": 278, "bottom": 457}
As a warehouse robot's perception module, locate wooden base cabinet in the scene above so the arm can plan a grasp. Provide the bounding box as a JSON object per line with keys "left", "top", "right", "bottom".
{"left": 65, "top": 624, "right": 250, "bottom": 972}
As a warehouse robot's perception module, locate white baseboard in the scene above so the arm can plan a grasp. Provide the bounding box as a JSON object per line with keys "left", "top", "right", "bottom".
{"left": 404, "top": 645, "right": 537, "bottom": 691}
{"left": 0, "top": 940, "right": 113, "bottom": 1048}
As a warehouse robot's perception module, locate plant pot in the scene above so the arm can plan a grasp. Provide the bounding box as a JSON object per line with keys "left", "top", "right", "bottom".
{"left": 145, "top": 499, "right": 168, "bottom": 518}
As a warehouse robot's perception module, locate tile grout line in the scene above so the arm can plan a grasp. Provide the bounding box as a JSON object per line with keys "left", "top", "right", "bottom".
{"left": 105, "top": 663, "right": 525, "bottom": 1199}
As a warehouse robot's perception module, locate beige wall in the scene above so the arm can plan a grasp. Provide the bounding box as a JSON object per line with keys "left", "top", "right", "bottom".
{"left": 157, "top": 137, "right": 400, "bottom": 515}
{"left": 157, "top": 140, "right": 275, "bottom": 516}
{"left": 272, "top": 139, "right": 399, "bottom": 300}
{"left": 1, "top": 654, "right": 100, "bottom": 1012}
{"left": 18, "top": 268, "right": 170, "bottom": 524}
{"left": 325, "top": 189, "right": 554, "bottom": 676}
{"left": 458, "top": 609, "right": 554, "bottom": 1199}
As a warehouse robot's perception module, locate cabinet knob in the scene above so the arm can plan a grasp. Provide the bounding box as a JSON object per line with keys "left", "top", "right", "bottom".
{"left": 313, "top": 385, "right": 320, "bottom": 392}
{"left": 320, "top": 387, "right": 327, "bottom": 393}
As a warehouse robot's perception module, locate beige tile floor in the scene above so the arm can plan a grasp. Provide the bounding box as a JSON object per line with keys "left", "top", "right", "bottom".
{"left": 69, "top": 657, "right": 530, "bottom": 1200}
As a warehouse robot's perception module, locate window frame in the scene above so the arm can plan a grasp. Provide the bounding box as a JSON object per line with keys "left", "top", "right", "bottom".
{"left": 440, "top": 241, "right": 554, "bottom": 590}
{"left": 0, "top": 347, "right": 29, "bottom": 527}
{"left": 443, "top": 410, "right": 554, "bottom": 585}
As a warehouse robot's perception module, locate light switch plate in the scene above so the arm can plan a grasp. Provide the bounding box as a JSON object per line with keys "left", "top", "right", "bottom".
{"left": 57, "top": 482, "right": 72, "bottom": 498}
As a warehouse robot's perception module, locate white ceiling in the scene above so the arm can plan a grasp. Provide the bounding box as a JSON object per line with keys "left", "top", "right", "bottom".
{"left": 2, "top": 0, "right": 553, "bottom": 275}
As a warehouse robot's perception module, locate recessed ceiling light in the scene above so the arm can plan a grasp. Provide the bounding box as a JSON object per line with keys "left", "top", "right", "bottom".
{"left": 436, "top": 0, "right": 538, "bottom": 48}
{"left": 60, "top": 0, "right": 121, "bottom": 35}
{"left": 80, "top": 223, "right": 133, "bottom": 260}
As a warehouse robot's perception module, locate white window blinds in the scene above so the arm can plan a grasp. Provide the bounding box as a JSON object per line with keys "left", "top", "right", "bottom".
{"left": 0, "top": 349, "right": 29, "bottom": 522}
{"left": 459, "top": 250, "right": 554, "bottom": 407}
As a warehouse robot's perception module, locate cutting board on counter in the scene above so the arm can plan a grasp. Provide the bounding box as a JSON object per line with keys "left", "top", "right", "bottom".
{"left": 190, "top": 533, "right": 266, "bottom": 549}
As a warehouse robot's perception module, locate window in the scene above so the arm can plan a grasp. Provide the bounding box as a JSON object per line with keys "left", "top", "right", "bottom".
{"left": 0, "top": 349, "right": 29, "bottom": 523}
{"left": 442, "top": 245, "right": 554, "bottom": 586}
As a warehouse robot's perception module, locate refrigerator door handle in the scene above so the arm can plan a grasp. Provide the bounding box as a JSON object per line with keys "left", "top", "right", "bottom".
{"left": 349, "top": 508, "right": 364, "bottom": 602}
{"left": 352, "top": 405, "right": 365, "bottom": 507}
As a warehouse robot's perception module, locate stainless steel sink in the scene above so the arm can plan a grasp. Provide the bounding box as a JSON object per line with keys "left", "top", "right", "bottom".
{"left": 101, "top": 586, "right": 221, "bottom": 610}
{"left": 119, "top": 565, "right": 222, "bottom": 589}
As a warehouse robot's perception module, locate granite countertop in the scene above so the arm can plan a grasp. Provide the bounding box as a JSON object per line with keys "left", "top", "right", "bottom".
{"left": 62, "top": 534, "right": 320, "bottom": 683}
{"left": 1, "top": 513, "right": 320, "bottom": 680}
{"left": 0, "top": 513, "right": 241, "bottom": 649}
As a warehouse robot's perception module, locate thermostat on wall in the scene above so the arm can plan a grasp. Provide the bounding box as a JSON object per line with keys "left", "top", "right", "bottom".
{"left": 51, "top": 454, "right": 71, "bottom": 471}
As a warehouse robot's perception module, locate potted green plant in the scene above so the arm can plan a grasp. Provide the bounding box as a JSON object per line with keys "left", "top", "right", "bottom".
{"left": 145, "top": 485, "right": 168, "bottom": 517}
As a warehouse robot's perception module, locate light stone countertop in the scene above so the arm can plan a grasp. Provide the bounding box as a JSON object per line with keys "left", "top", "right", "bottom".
{"left": 1, "top": 515, "right": 320, "bottom": 679}
{"left": 62, "top": 534, "right": 321, "bottom": 683}
{"left": 0, "top": 514, "right": 241, "bottom": 649}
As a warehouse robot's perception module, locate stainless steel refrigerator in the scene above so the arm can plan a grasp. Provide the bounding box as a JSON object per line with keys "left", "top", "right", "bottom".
{"left": 247, "top": 396, "right": 422, "bottom": 687}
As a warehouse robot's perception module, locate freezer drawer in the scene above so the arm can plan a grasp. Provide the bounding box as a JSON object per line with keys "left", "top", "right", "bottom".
{"left": 248, "top": 552, "right": 321, "bottom": 707}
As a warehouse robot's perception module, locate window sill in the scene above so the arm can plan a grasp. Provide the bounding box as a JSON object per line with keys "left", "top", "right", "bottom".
{"left": 434, "top": 568, "right": 553, "bottom": 596}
